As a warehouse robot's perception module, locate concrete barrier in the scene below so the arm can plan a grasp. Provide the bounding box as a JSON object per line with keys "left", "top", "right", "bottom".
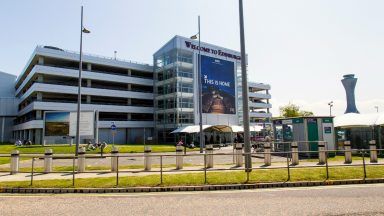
{"left": 111, "top": 146, "right": 119, "bottom": 172}
{"left": 144, "top": 146, "right": 152, "bottom": 171}
{"left": 291, "top": 142, "right": 299, "bottom": 165}
{"left": 344, "top": 141, "right": 352, "bottom": 164}
{"left": 44, "top": 149, "right": 53, "bottom": 173}
{"left": 77, "top": 147, "right": 86, "bottom": 172}
{"left": 318, "top": 143, "right": 326, "bottom": 165}
{"left": 10, "top": 150, "right": 19, "bottom": 174}
{"left": 369, "top": 140, "right": 377, "bottom": 163}
{"left": 264, "top": 142, "right": 271, "bottom": 166}
{"left": 176, "top": 146, "right": 183, "bottom": 170}
{"left": 206, "top": 145, "right": 213, "bottom": 168}
{"left": 235, "top": 143, "right": 243, "bottom": 167}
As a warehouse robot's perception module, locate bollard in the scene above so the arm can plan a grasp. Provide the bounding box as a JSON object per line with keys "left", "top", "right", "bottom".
{"left": 291, "top": 142, "right": 299, "bottom": 165}
{"left": 369, "top": 140, "right": 377, "bottom": 163}
{"left": 176, "top": 145, "right": 183, "bottom": 169}
{"left": 235, "top": 143, "right": 243, "bottom": 167}
{"left": 77, "top": 147, "right": 86, "bottom": 172}
{"left": 264, "top": 142, "right": 271, "bottom": 166}
{"left": 344, "top": 141, "right": 352, "bottom": 164}
{"left": 10, "top": 150, "right": 19, "bottom": 174}
{"left": 111, "top": 146, "right": 119, "bottom": 172}
{"left": 206, "top": 144, "right": 214, "bottom": 168}
{"left": 44, "top": 149, "right": 53, "bottom": 173}
{"left": 318, "top": 143, "right": 326, "bottom": 165}
{"left": 144, "top": 146, "right": 152, "bottom": 171}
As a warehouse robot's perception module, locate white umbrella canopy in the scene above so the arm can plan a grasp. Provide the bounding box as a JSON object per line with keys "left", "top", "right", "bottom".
{"left": 231, "top": 125, "right": 243, "bottom": 133}
{"left": 334, "top": 113, "right": 379, "bottom": 128}
{"left": 170, "top": 125, "right": 212, "bottom": 134}
{"left": 171, "top": 124, "right": 266, "bottom": 134}
{"left": 250, "top": 125, "right": 263, "bottom": 132}
{"left": 375, "top": 113, "right": 384, "bottom": 125}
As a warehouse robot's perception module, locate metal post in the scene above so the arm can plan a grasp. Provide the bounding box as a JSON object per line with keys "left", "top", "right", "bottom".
{"left": 362, "top": 151, "right": 366, "bottom": 180}
{"left": 116, "top": 156, "right": 119, "bottom": 186}
{"left": 75, "top": 6, "right": 84, "bottom": 156}
{"left": 95, "top": 110, "right": 99, "bottom": 144}
{"left": 325, "top": 150, "right": 329, "bottom": 180}
{"left": 204, "top": 153, "right": 207, "bottom": 184}
{"left": 197, "top": 15, "right": 204, "bottom": 154}
{"left": 30, "top": 157, "right": 35, "bottom": 186}
{"left": 286, "top": 152, "right": 290, "bottom": 181}
{"left": 72, "top": 157, "right": 75, "bottom": 186}
{"left": 239, "top": 0, "right": 252, "bottom": 172}
{"left": 160, "top": 155, "right": 163, "bottom": 184}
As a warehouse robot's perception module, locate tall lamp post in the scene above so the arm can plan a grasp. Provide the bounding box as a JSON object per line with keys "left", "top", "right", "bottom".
{"left": 190, "top": 16, "right": 204, "bottom": 153}
{"left": 75, "top": 6, "right": 91, "bottom": 156}
{"left": 239, "top": 0, "right": 252, "bottom": 172}
{"left": 328, "top": 101, "right": 333, "bottom": 116}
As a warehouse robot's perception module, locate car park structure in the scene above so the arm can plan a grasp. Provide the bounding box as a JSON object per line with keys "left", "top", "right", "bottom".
{"left": 1, "top": 36, "right": 272, "bottom": 144}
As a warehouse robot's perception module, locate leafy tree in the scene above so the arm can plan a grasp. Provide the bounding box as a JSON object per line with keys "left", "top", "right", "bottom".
{"left": 279, "top": 103, "right": 314, "bottom": 117}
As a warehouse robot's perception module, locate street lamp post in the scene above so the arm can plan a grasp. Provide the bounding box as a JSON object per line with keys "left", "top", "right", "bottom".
{"left": 190, "top": 16, "right": 204, "bottom": 153}
{"left": 75, "top": 6, "right": 90, "bottom": 156}
{"left": 238, "top": 0, "right": 252, "bottom": 172}
{"left": 328, "top": 101, "right": 333, "bottom": 116}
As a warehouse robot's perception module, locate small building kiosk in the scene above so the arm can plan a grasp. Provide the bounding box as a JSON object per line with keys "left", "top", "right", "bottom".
{"left": 334, "top": 113, "right": 383, "bottom": 150}
{"left": 272, "top": 116, "right": 335, "bottom": 155}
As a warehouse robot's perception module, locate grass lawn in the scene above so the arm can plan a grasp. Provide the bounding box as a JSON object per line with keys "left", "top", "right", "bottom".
{"left": 0, "top": 144, "right": 196, "bottom": 155}
{"left": 1, "top": 166, "right": 384, "bottom": 188}
{"left": 0, "top": 163, "right": 196, "bottom": 172}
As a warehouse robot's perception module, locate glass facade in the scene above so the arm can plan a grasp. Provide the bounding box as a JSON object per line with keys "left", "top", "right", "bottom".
{"left": 154, "top": 36, "right": 246, "bottom": 143}
{"left": 154, "top": 44, "right": 195, "bottom": 143}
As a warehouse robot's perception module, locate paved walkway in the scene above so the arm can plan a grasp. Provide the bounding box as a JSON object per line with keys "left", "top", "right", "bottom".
{"left": 0, "top": 146, "right": 381, "bottom": 182}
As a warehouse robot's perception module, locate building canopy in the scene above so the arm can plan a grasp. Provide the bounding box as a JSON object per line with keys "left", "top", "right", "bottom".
{"left": 170, "top": 125, "right": 263, "bottom": 134}
{"left": 334, "top": 113, "right": 384, "bottom": 128}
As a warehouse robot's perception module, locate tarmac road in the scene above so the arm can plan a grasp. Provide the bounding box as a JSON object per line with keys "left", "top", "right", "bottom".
{"left": 1, "top": 183, "right": 384, "bottom": 216}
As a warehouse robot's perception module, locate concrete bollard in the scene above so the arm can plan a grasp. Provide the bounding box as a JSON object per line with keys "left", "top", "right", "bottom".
{"left": 77, "top": 147, "right": 86, "bottom": 172}
{"left": 205, "top": 145, "right": 214, "bottom": 168}
{"left": 44, "top": 149, "right": 53, "bottom": 173}
{"left": 144, "top": 146, "right": 152, "bottom": 171}
{"left": 369, "top": 140, "right": 377, "bottom": 163}
{"left": 344, "top": 141, "right": 352, "bottom": 164}
{"left": 318, "top": 143, "right": 326, "bottom": 165}
{"left": 264, "top": 142, "right": 271, "bottom": 166}
{"left": 111, "top": 146, "right": 119, "bottom": 172}
{"left": 235, "top": 143, "right": 243, "bottom": 167}
{"left": 291, "top": 142, "right": 299, "bottom": 165}
{"left": 10, "top": 150, "right": 19, "bottom": 174}
{"left": 176, "top": 145, "right": 183, "bottom": 170}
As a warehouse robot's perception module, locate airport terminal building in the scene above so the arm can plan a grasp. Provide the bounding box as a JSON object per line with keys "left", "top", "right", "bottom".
{"left": 2, "top": 35, "right": 272, "bottom": 144}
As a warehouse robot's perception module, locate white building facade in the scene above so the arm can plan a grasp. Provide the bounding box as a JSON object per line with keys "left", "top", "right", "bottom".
{"left": 13, "top": 46, "right": 154, "bottom": 144}
{"left": 6, "top": 36, "right": 272, "bottom": 144}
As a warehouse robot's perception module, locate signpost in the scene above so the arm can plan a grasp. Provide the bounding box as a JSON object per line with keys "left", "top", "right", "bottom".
{"left": 111, "top": 122, "right": 117, "bottom": 147}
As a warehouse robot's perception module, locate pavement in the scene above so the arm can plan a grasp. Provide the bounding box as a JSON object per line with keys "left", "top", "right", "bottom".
{"left": 1, "top": 183, "right": 384, "bottom": 215}
{"left": 0, "top": 146, "right": 381, "bottom": 182}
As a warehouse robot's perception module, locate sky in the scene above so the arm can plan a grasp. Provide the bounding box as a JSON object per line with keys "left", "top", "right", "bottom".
{"left": 0, "top": 0, "right": 383, "bottom": 116}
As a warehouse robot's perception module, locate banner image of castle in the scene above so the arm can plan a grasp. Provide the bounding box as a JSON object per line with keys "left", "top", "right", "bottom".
{"left": 200, "top": 55, "right": 236, "bottom": 115}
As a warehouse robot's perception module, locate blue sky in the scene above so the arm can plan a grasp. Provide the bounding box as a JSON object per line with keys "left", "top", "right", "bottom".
{"left": 1, "top": 0, "right": 383, "bottom": 116}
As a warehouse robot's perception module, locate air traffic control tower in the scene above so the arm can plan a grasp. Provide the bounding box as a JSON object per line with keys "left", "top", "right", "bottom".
{"left": 342, "top": 74, "right": 359, "bottom": 114}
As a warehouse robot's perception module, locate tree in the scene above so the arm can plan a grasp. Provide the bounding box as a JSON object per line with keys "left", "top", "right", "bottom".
{"left": 279, "top": 103, "right": 314, "bottom": 118}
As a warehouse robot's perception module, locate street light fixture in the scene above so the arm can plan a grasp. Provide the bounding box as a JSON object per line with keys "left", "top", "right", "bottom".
{"left": 190, "top": 16, "right": 204, "bottom": 153}
{"left": 328, "top": 101, "right": 333, "bottom": 116}
{"left": 239, "top": 0, "right": 252, "bottom": 172}
{"left": 75, "top": 6, "right": 90, "bottom": 156}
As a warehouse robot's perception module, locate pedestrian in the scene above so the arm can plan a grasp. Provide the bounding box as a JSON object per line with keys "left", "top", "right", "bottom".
{"left": 177, "top": 139, "right": 184, "bottom": 146}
